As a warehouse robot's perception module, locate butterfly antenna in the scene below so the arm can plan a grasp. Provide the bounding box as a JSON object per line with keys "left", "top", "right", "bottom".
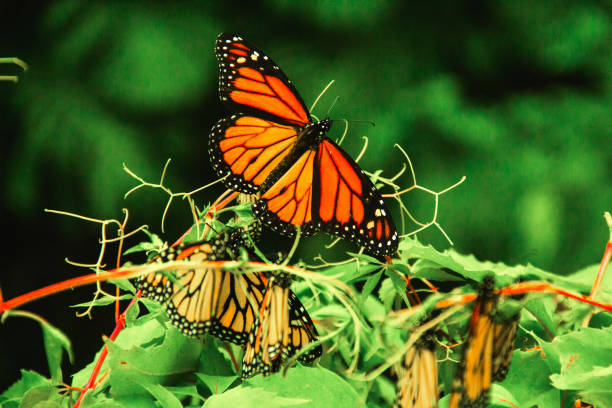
{"left": 330, "top": 118, "right": 375, "bottom": 146}
{"left": 331, "top": 119, "right": 376, "bottom": 127}
{"left": 326, "top": 96, "right": 340, "bottom": 116}
{"left": 330, "top": 119, "right": 376, "bottom": 127}
{"left": 310, "top": 79, "right": 335, "bottom": 114}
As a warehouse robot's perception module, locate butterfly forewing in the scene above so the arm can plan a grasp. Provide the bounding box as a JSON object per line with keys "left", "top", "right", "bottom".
{"left": 242, "top": 277, "right": 321, "bottom": 378}
{"left": 209, "top": 114, "right": 299, "bottom": 194}
{"left": 449, "top": 280, "right": 497, "bottom": 408}
{"left": 394, "top": 336, "right": 439, "bottom": 408}
{"left": 216, "top": 34, "right": 311, "bottom": 126}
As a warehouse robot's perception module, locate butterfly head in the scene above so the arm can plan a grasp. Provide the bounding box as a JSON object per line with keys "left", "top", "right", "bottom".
{"left": 301, "top": 118, "right": 331, "bottom": 143}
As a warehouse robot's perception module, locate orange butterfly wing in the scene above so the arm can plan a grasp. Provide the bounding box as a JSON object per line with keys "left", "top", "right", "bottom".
{"left": 393, "top": 334, "right": 438, "bottom": 408}
{"left": 136, "top": 230, "right": 267, "bottom": 345}
{"left": 216, "top": 34, "right": 310, "bottom": 126}
{"left": 209, "top": 115, "right": 299, "bottom": 194}
{"left": 450, "top": 277, "right": 515, "bottom": 408}
{"left": 212, "top": 34, "right": 399, "bottom": 257}
{"left": 313, "top": 139, "right": 398, "bottom": 256}
{"left": 253, "top": 138, "right": 398, "bottom": 256}
{"left": 252, "top": 149, "right": 320, "bottom": 236}
{"left": 241, "top": 276, "right": 321, "bottom": 378}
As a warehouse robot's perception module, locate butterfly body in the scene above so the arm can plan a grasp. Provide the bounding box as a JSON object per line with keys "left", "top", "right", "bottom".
{"left": 210, "top": 33, "right": 398, "bottom": 256}
{"left": 259, "top": 118, "right": 331, "bottom": 192}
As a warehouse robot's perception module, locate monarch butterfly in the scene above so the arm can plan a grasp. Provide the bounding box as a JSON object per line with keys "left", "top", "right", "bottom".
{"left": 448, "top": 277, "right": 520, "bottom": 408}
{"left": 209, "top": 33, "right": 399, "bottom": 257}
{"left": 394, "top": 332, "right": 439, "bottom": 408}
{"left": 242, "top": 273, "right": 321, "bottom": 378}
{"left": 136, "top": 228, "right": 266, "bottom": 345}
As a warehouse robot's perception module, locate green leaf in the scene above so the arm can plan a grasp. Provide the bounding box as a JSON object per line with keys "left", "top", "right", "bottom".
{"left": 385, "top": 268, "right": 410, "bottom": 307}
{"left": 0, "top": 370, "right": 50, "bottom": 408}
{"left": 79, "top": 391, "right": 123, "bottom": 408}
{"left": 124, "top": 231, "right": 163, "bottom": 255}
{"left": 19, "top": 387, "right": 60, "bottom": 408}
{"left": 70, "top": 294, "right": 132, "bottom": 308}
{"left": 166, "top": 385, "right": 202, "bottom": 401}
{"left": 71, "top": 317, "right": 167, "bottom": 389}
{"left": 548, "top": 327, "right": 612, "bottom": 406}
{"left": 138, "top": 382, "right": 183, "bottom": 408}
{"left": 203, "top": 386, "right": 308, "bottom": 408}
{"left": 498, "top": 349, "right": 559, "bottom": 408}
{"left": 106, "top": 323, "right": 204, "bottom": 396}
{"left": 40, "top": 321, "right": 73, "bottom": 383}
{"left": 347, "top": 252, "right": 383, "bottom": 266}
{"left": 578, "top": 390, "right": 612, "bottom": 408}
{"left": 319, "top": 260, "right": 379, "bottom": 283}
{"left": 109, "top": 278, "right": 137, "bottom": 293}
{"left": 198, "top": 339, "right": 237, "bottom": 377}
{"left": 411, "top": 259, "right": 463, "bottom": 281}
{"left": 195, "top": 373, "right": 238, "bottom": 395}
{"left": 378, "top": 278, "right": 396, "bottom": 311}
{"left": 521, "top": 295, "right": 557, "bottom": 339}
{"left": 567, "top": 263, "right": 612, "bottom": 301}
{"left": 245, "top": 365, "right": 361, "bottom": 408}
{"left": 125, "top": 300, "right": 140, "bottom": 326}
{"left": 489, "top": 383, "right": 520, "bottom": 407}
{"left": 399, "top": 237, "right": 593, "bottom": 290}
{"left": 359, "top": 269, "right": 383, "bottom": 304}
{"left": 551, "top": 327, "right": 612, "bottom": 378}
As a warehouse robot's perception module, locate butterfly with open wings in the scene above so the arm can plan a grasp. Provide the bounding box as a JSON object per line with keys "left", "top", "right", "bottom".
{"left": 209, "top": 34, "right": 399, "bottom": 257}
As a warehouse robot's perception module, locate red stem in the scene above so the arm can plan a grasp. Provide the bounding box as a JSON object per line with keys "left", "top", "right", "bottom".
{"left": 590, "top": 241, "right": 611, "bottom": 299}
{"left": 73, "top": 296, "right": 137, "bottom": 407}
{"left": 435, "top": 281, "right": 612, "bottom": 312}
{"left": 0, "top": 267, "right": 139, "bottom": 314}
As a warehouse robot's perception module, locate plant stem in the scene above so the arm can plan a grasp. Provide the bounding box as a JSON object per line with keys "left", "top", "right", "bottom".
{"left": 589, "top": 212, "right": 612, "bottom": 300}
{"left": 73, "top": 297, "right": 137, "bottom": 407}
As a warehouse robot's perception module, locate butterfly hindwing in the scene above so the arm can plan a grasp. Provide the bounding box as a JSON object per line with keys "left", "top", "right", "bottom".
{"left": 492, "top": 312, "right": 519, "bottom": 381}
{"left": 288, "top": 290, "right": 322, "bottom": 364}
{"left": 251, "top": 136, "right": 399, "bottom": 256}
{"left": 216, "top": 33, "right": 311, "bottom": 126}
{"left": 165, "top": 266, "right": 266, "bottom": 344}
{"left": 136, "top": 230, "right": 266, "bottom": 345}
{"left": 252, "top": 148, "right": 320, "bottom": 236}
{"left": 209, "top": 114, "right": 299, "bottom": 194}
{"left": 314, "top": 139, "right": 398, "bottom": 256}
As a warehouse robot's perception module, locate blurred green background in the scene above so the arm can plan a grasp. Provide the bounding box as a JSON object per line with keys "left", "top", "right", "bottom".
{"left": 1, "top": 0, "right": 611, "bottom": 391}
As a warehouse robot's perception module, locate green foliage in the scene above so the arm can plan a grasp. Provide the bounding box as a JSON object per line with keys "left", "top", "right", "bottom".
{"left": 3, "top": 224, "right": 610, "bottom": 407}
{"left": 40, "top": 321, "right": 73, "bottom": 384}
